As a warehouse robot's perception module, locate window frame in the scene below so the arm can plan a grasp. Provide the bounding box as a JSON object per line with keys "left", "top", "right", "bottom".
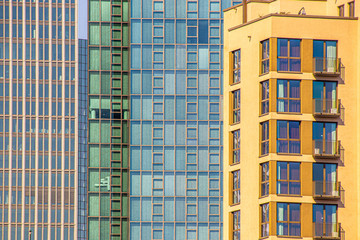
{"left": 232, "top": 129, "right": 240, "bottom": 164}
{"left": 233, "top": 210, "right": 241, "bottom": 240}
{"left": 277, "top": 80, "right": 301, "bottom": 113}
{"left": 260, "top": 162, "right": 269, "bottom": 197}
{"left": 338, "top": 5, "right": 344, "bottom": 17}
{"left": 232, "top": 89, "right": 241, "bottom": 124}
{"left": 261, "top": 80, "right": 269, "bottom": 115}
{"left": 276, "top": 120, "right": 301, "bottom": 154}
{"left": 277, "top": 162, "right": 301, "bottom": 196}
{"left": 232, "top": 49, "right": 241, "bottom": 84}
{"left": 260, "top": 203, "right": 269, "bottom": 238}
{"left": 232, "top": 169, "right": 240, "bottom": 204}
{"left": 277, "top": 203, "right": 301, "bottom": 237}
{"left": 349, "top": 1, "right": 354, "bottom": 17}
{"left": 260, "top": 121, "right": 269, "bottom": 156}
{"left": 261, "top": 39, "right": 270, "bottom": 74}
{"left": 277, "top": 38, "right": 301, "bottom": 72}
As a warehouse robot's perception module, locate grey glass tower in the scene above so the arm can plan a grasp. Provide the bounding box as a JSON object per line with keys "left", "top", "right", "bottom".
{"left": 129, "top": 0, "right": 240, "bottom": 239}
{"left": 0, "top": 0, "right": 79, "bottom": 239}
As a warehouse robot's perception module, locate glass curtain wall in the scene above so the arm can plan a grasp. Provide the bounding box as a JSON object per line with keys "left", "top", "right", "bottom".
{"left": 129, "top": 0, "right": 240, "bottom": 239}
{"left": 0, "top": 0, "right": 78, "bottom": 239}
{"left": 88, "top": 0, "right": 130, "bottom": 239}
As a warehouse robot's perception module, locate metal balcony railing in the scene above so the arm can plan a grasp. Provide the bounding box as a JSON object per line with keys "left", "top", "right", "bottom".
{"left": 313, "top": 222, "right": 341, "bottom": 239}
{"left": 313, "top": 181, "right": 341, "bottom": 199}
{"left": 313, "top": 57, "right": 341, "bottom": 76}
{"left": 313, "top": 99, "right": 341, "bottom": 117}
{"left": 313, "top": 140, "right": 340, "bottom": 158}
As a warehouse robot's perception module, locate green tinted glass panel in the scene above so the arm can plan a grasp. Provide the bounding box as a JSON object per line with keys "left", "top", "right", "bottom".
{"left": 89, "top": 121, "right": 99, "bottom": 142}
{"left": 100, "top": 218, "right": 110, "bottom": 238}
{"left": 101, "top": 0, "right": 111, "bottom": 21}
{"left": 122, "top": 2, "right": 129, "bottom": 21}
{"left": 101, "top": 72, "right": 111, "bottom": 94}
{"left": 122, "top": 74, "right": 129, "bottom": 94}
{"left": 89, "top": 169, "right": 99, "bottom": 191}
{"left": 122, "top": 25, "right": 129, "bottom": 46}
{"left": 122, "top": 49, "right": 129, "bottom": 70}
{"left": 89, "top": 23, "right": 100, "bottom": 45}
{"left": 89, "top": 0, "right": 100, "bottom": 21}
{"left": 101, "top": 145, "right": 111, "bottom": 167}
{"left": 101, "top": 24, "right": 111, "bottom": 46}
{"left": 89, "top": 48, "right": 100, "bottom": 70}
{"left": 101, "top": 48, "right": 111, "bottom": 70}
{"left": 101, "top": 121, "right": 111, "bottom": 143}
{"left": 100, "top": 194, "right": 110, "bottom": 216}
{"left": 89, "top": 145, "right": 99, "bottom": 167}
{"left": 88, "top": 194, "right": 99, "bottom": 216}
{"left": 88, "top": 218, "right": 100, "bottom": 240}
{"left": 89, "top": 72, "right": 100, "bottom": 94}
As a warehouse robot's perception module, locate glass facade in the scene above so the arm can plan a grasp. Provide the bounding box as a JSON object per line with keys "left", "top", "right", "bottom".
{"left": 0, "top": 0, "right": 78, "bottom": 239}
{"left": 129, "top": 0, "right": 240, "bottom": 239}
{"left": 87, "top": 0, "right": 130, "bottom": 239}
{"left": 78, "top": 39, "right": 88, "bottom": 240}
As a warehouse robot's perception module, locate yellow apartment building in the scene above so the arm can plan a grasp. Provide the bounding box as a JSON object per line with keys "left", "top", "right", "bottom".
{"left": 223, "top": 0, "right": 360, "bottom": 239}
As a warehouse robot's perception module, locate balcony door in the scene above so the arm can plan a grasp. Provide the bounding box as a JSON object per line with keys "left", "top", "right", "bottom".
{"left": 313, "top": 122, "right": 337, "bottom": 154}
{"left": 313, "top": 163, "right": 337, "bottom": 196}
{"left": 313, "top": 40, "right": 337, "bottom": 72}
{"left": 313, "top": 81, "right": 337, "bottom": 114}
{"left": 313, "top": 204, "right": 337, "bottom": 237}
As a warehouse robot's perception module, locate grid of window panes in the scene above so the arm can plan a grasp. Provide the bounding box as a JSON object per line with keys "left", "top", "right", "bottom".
{"left": 129, "top": 0, "right": 239, "bottom": 239}
{"left": 88, "top": 0, "right": 130, "bottom": 239}
{"left": 0, "top": 0, "right": 77, "bottom": 239}
{"left": 78, "top": 39, "right": 88, "bottom": 240}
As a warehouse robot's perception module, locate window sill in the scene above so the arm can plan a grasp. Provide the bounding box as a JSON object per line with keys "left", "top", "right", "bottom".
{"left": 276, "top": 111, "right": 302, "bottom": 115}
{"left": 276, "top": 153, "right": 302, "bottom": 156}
{"left": 230, "top": 161, "right": 240, "bottom": 167}
{"left": 230, "top": 202, "right": 241, "bottom": 207}
{"left": 259, "top": 112, "right": 269, "bottom": 117}
{"left": 230, "top": 81, "right": 241, "bottom": 87}
{"left": 259, "top": 72, "right": 270, "bottom": 77}
{"left": 277, "top": 235, "right": 302, "bottom": 239}
{"left": 259, "top": 153, "right": 269, "bottom": 158}
{"left": 277, "top": 194, "right": 302, "bottom": 197}
{"left": 230, "top": 122, "right": 241, "bottom": 127}
{"left": 277, "top": 71, "right": 303, "bottom": 74}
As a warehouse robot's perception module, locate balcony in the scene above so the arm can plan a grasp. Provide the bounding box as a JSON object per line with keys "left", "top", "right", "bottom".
{"left": 313, "top": 99, "right": 342, "bottom": 118}
{"left": 313, "top": 181, "right": 341, "bottom": 200}
{"left": 313, "top": 57, "right": 341, "bottom": 76}
{"left": 313, "top": 140, "right": 340, "bottom": 159}
{"left": 313, "top": 222, "right": 342, "bottom": 239}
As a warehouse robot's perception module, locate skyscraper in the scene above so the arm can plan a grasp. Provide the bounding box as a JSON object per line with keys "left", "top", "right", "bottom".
{"left": 0, "top": 0, "right": 80, "bottom": 239}
{"left": 87, "top": 0, "right": 130, "bottom": 239}
{"left": 129, "top": 0, "right": 239, "bottom": 239}
{"left": 223, "top": 1, "right": 360, "bottom": 239}
{"left": 87, "top": 0, "right": 240, "bottom": 239}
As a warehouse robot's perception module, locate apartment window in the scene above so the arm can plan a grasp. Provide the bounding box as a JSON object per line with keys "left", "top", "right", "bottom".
{"left": 261, "top": 39, "right": 270, "bottom": 74}
{"left": 313, "top": 122, "right": 337, "bottom": 155}
{"left": 232, "top": 89, "right": 241, "bottom": 123}
{"left": 261, "top": 162, "right": 269, "bottom": 197}
{"left": 277, "top": 80, "right": 300, "bottom": 113}
{"left": 277, "top": 162, "right": 300, "bottom": 195}
{"left": 233, "top": 49, "right": 241, "bottom": 84}
{"left": 313, "top": 163, "right": 338, "bottom": 196}
{"left": 338, "top": 5, "right": 344, "bottom": 16}
{"left": 277, "top": 203, "right": 301, "bottom": 236}
{"left": 349, "top": 1, "right": 354, "bottom": 17}
{"left": 232, "top": 130, "right": 240, "bottom": 164}
{"left": 277, "top": 121, "right": 300, "bottom": 154}
{"left": 233, "top": 210, "right": 240, "bottom": 240}
{"left": 232, "top": 170, "right": 240, "bottom": 204}
{"left": 313, "top": 204, "right": 337, "bottom": 237}
{"left": 261, "top": 121, "right": 269, "bottom": 155}
{"left": 261, "top": 203, "right": 269, "bottom": 238}
{"left": 277, "top": 39, "right": 301, "bottom": 72}
{"left": 261, "top": 81, "right": 269, "bottom": 115}
{"left": 313, "top": 81, "right": 337, "bottom": 114}
{"left": 313, "top": 40, "right": 337, "bottom": 72}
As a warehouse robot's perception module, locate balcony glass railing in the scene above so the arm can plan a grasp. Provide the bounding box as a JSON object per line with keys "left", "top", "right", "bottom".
{"left": 313, "top": 181, "right": 340, "bottom": 198}
{"left": 313, "top": 99, "right": 340, "bottom": 116}
{"left": 313, "top": 57, "right": 341, "bottom": 75}
{"left": 313, "top": 140, "right": 339, "bottom": 157}
{"left": 313, "top": 222, "right": 341, "bottom": 239}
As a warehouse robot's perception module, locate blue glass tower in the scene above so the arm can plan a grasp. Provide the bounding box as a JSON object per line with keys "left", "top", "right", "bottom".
{"left": 129, "top": 0, "right": 240, "bottom": 239}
